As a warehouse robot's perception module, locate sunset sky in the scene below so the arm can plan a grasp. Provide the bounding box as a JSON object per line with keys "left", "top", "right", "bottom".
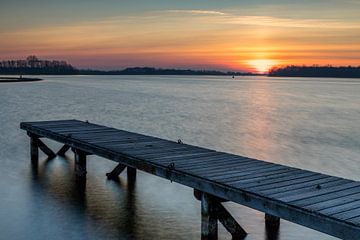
{"left": 0, "top": 0, "right": 359, "bottom": 72}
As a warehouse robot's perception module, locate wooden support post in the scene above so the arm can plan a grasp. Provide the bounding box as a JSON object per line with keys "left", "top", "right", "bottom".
{"left": 215, "top": 202, "right": 247, "bottom": 240}
{"left": 36, "top": 138, "right": 56, "bottom": 159}
{"left": 195, "top": 189, "right": 247, "bottom": 240}
{"left": 57, "top": 144, "right": 70, "bottom": 156}
{"left": 30, "top": 136, "right": 39, "bottom": 165}
{"left": 106, "top": 163, "right": 127, "bottom": 180}
{"left": 265, "top": 213, "right": 280, "bottom": 229}
{"left": 127, "top": 167, "right": 136, "bottom": 182}
{"left": 201, "top": 193, "right": 218, "bottom": 240}
{"left": 74, "top": 149, "right": 87, "bottom": 178}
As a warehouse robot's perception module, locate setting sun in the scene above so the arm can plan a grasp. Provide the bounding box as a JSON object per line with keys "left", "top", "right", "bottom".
{"left": 247, "top": 59, "right": 278, "bottom": 73}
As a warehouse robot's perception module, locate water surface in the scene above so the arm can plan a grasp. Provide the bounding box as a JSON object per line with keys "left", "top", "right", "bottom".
{"left": 1, "top": 75, "right": 360, "bottom": 239}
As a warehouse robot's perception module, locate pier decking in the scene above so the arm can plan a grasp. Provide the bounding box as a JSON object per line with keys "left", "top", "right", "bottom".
{"left": 21, "top": 119, "right": 360, "bottom": 239}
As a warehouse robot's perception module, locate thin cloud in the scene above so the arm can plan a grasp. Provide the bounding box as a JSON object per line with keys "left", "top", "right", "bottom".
{"left": 166, "top": 10, "right": 226, "bottom": 15}
{"left": 219, "top": 15, "right": 360, "bottom": 29}
{"left": 166, "top": 9, "right": 360, "bottom": 29}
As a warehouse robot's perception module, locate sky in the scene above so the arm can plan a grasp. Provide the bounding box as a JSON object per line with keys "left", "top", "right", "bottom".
{"left": 0, "top": 0, "right": 359, "bottom": 72}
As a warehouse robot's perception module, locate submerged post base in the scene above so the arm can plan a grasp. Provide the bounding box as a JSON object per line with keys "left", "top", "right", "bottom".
{"left": 127, "top": 167, "right": 136, "bottom": 182}
{"left": 265, "top": 213, "right": 280, "bottom": 229}
{"left": 73, "top": 148, "right": 87, "bottom": 178}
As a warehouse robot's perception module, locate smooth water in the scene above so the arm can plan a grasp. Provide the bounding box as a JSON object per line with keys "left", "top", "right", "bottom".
{"left": 0, "top": 75, "right": 359, "bottom": 240}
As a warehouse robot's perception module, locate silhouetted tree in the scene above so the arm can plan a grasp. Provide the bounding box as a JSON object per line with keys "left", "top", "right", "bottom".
{"left": 0, "top": 56, "right": 78, "bottom": 75}
{"left": 269, "top": 65, "right": 360, "bottom": 78}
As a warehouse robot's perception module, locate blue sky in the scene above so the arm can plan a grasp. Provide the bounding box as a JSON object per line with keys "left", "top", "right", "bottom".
{"left": 2, "top": 0, "right": 358, "bottom": 31}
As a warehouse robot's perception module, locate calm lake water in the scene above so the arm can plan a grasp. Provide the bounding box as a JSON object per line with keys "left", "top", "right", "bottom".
{"left": 0, "top": 75, "right": 359, "bottom": 240}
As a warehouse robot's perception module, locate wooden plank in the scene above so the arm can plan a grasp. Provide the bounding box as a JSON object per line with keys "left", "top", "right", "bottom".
{"left": 56, "top": 128, "right": 119, "bottom": 135}
{"left": 252, "top": 174, "right": 331, "bottom": 193}
{"left": 24, "top": 120, "right": 81, "bottom": 127}
{"left": 196, "top": 163, "right": 281, "bottom": 181}
{"left": 290, "top": 185, "right": 360, "bottom": 207}
{"left": 205, "top": 164, "right": 286, "bottom": 180}
{"left": 179, "top": 159, "right": 258, "bottom": 175}
{"left": 137, "top": 150, "right": 216, "bottom": 164}
{"left": 35, "top": 125, "right": 89, "bottom": 132}
{"left": 153, "top": 154, "right": 231, "bottom": 170}
{"left": 107, "top": 140, "right": 197, "bottom": 152}
{"left": 24, "top": 120, "right": 76, "bottom": 125}
{"left": 69, "top": 130, "right": 132, "bottom": 138}
{"left": 323, "top": 199, "right": 360, "bottom": 216}
{"left": 179, "top": 156, "right": 258, "bottom": 171}
{"left": 181, "top": 158, "right": 253, "bottom": 172}
{"left": 346, "top": 216, "right": 360, "bottom": 226}
{"left": 217, "top": 166, "right": 292, "bottom": 183}
{"left": 74, "top": 131, "right": 162, "bottom": 142}
{"left": 88, "top": 136, "right": 153, "bottom": 144}
{"left": 122, "top": 145, "right": 206, "bottom": 157}
{"left": 134, "top": 148, "right": 214, "bottom": 160}
{"left": 331, "top": 208, "right": 360, "bottom": 220}
{"left": 125, "top": 146, "right": 197, "bottom": 158}
{"left": 33, "top": 122, "right": 88, "bottom": 130}
{"left": 103, "top": 139, "right": 170, "bottom": 150}
{"left": 269, "top": 179, "right": 350, "bottom": 198}
{"left": 308, "top": 193, "right": 360, "bottom": 212}
{"left": 88, "top": 138, "right": 156, "bottom": 147}
{"left": 186, "top": 159, "right": 263, "bottom": 175}
{"left": 136, "top": 149, "right": 222, "bottom": 166}
{"left": 160, "top": 153, "right": 236, "bottom": 167}
{"left": 240, "top": 171, "right": 317, "bottom": 189}
{"left": 263, "top": 176, "right": 338, "bottom": 196}
{"left": 225, "top": 169, "right": 302, "bottom": 187}
{"left": 75, "top": 135, "right": 142, "bottom": 143}
{"left": 146, "top": 153, "right": 222, "bottom": 167}
{"left": 278, "top": 182, "right": 360, "bottom": 203}
{"left": 102, "top": 143, "right": 181, "bottom": 154}
{"left": 205, "top": 162, "right": 281, "bottom": 181}
{"left": 150, "top": 152, "right": 222, "bottom": 164}
{"left": 71, "top": 128, "right": 132, "bottom": 136}
{"left": 120, "top": 140, "right": 191, "bottom": 151}
{"left": 52, "top": 126, "right": 116, "bottom": 133}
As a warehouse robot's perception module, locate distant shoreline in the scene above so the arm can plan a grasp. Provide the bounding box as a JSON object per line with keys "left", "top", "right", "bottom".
{"left": 2, "top": 56, "right": 360, "bottom": 78}
{"left": 0, "top": 77, "right": 43, "bottom": 83}
{"left": 269, "top": 66, "right": 360, "bottom": 78}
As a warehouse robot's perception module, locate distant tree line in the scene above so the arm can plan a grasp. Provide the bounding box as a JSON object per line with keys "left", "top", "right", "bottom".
{"left": 0, "top": 56, "right": 77, "bottom": 75}
{"left": 269, "top": 65, "right": 360, "bottom": 78}
{"left": 0, "top": 56, "right": 256, "bottom": 76}
{"left": 2, "top": 56, "right": 360, "bottom": 78}
{"left": 79, "top": 67, "right": 255, "bottom": 76}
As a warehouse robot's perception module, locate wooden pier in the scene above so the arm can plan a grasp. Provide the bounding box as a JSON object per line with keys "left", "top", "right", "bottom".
{"left": 21, "top": 119, "right": 360, "bottom": 239}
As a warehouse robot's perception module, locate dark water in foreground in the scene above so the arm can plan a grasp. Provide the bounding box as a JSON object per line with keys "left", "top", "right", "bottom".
{"left": 0, "top": 75, "right": 359, "bottom": 240}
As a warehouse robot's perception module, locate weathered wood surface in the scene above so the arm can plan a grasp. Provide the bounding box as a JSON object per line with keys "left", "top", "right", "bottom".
{"left": 20, "top": 119, "right": 360, "bottom": 239}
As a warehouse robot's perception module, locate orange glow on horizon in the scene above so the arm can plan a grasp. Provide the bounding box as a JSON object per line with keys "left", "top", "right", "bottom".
{"left": 246, "top": 59, "right": 279, "bottom": 73}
